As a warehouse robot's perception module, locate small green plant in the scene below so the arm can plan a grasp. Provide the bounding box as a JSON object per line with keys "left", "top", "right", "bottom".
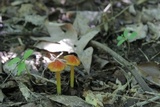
{"left": 117, "top": 29, "right": 137, "bottom": 46}
{"left": 7, "top": 49, "right": 33, "bottom": 76}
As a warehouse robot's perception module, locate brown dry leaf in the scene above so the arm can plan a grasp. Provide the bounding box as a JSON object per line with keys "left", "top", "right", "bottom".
{"left": 137, "top": 62, "right": 160, "bottom": 87}
{"left": 21, "top": 103, "right": 38, "bottom": 107}
{"left": 0, "top": 102, "right": 24, "bottom": 107}
{"left": 75, "top": 30, "right": 99, "bottom": 73}
{"left": 24, "top": 15, "right": 46, "bottom": 26}
{"left": 12, "top": 1, "right": 47, "bottom": 26}
{"left": 141, "top": 5, "right": 160, "bottom": 22}
{"left": 75, "top": 30, "right": 99, "bottom": 53}
{"left": 73, "top": 11, "right": 101, "bottom": 35}
{"left": 18, "top": 4, "right": 36, "bottom": 17}
{"left": 78, "top": 47, "right": 93, "bottom": 74}
{"left": 21, "top": 100, "right": 53, "bottom": 107}
{"left": 47, "top": 95, "right": 92, "bottom": 107}
{"left": 32, "top": 21, "right": 77, "bottom": 53}
{"left": 83, "top": 90, "right": 104, "bottom": 107}
{"left": 45, "top": 21, "right": 77, "bottom": 43}
{"left": 73, "top": 13, "right": 90, "bottom": 35}
{"left": 147, "top": 22, "right": 160, "bottom": 40}
{"left": 10, "top": 45, "right": 26, "bottom": 54}
{"left": 18, "top": 82, "right": 41, "bottom": 102}
{"left": 0, "top": 89, "right": 5, "bottom": 102}
{"left": 83, "top": 90, "right": 121, "bottom": 107}
{"left": 35, "top": 41, "right": 74, "bottom": 53}
{"left": 73, "top": 12, "right": 99, "bottom": 73}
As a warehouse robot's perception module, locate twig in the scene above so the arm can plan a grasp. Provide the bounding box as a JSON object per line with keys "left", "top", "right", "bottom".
{"left": 103, "top": 3, "right": 112, "bottom": 13}
{"left": 130, "top": 96, "right": 160, "bottom": 107}
{"left": 138, "top": 48, "right": 150, "bottom": 62}
{"left": 0, "top": 61, "right": 2, "bottom": 73}
{"left": 108, "top": 6, "right": 129, "bottom": 22}
{"left": 17, "top": 37, "right": 24, "bottom": 46}
{"left": 150, "top": 51, "right": 160, "bottom": 60}
{"left": 31, "top": 74, "right": 56, "bottom": 85}
{"left": 90, "top": 40, "right": 153, "bottom": 92}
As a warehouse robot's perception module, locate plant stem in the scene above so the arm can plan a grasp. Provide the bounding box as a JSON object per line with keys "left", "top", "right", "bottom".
{"left": 70, "top": 66, "right": 74, "bottom": 88}
{"left": 56, "top": 72, "right": 61, "bottom": 94}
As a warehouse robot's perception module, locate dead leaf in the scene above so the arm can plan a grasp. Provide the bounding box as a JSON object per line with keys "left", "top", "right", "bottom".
{"left": 83, "top": 90, "right": 119, "bottom": 107}
{"left": 47, "top": 95, "right": 92, "bottom": 107}
{"left": 73, "top": 11, "right": 101, "bottom": 35}
{"left": 147, "top": 22, "right": 160, "bottom": 40}
{"left": 25, "top": 15, "right": 46, "bottom": 26}
{"left": 18, "top": 82, "right": 40, "bottom": 102}
{"left": 78, "top": 47, "right": 93, "bottom": 74}
{"left": 73, "top": 13, "right": 90, "bottom": 35}
{"left": 21, "top": 103, "right": 37, "bottom": 107}
{"left": 18, "top": 82, "right": 33, "bottom": 101}
{"left": 129, "top": 5, "right": 136, "bottom": 15}
{"left": 0, "top": 81, "right": 17, "bottom": 89}
{"left": 18, "top": 4, "right": 36, "bottom": 17}
{"left": 141, "top": 6, "right": 160, "bottom": 22}
{"left": 83, "top": 90, "right": 104, "bottom": 107}
{"left": 11, "top": 1, "right": 25, "bottom": 6}
{"left": 20, "top": 100, "right": 53, "bottom": 107}
{"left": 75, "top": 29, "right": 99, "bottom": 53}
{"left": 31, "top": 21, "right": 77, "bottom": 53}
{"left": 75, "top": 29, "right": 99, "bottom": 73}
{"left": 0, "top": 102, "right": 24, "bottom": 107}
{"left": 45, "top": 21, "right": 77, "bottom": 43}
{"left": 0, "top": 89, "right": 5, "bottom": 102}
{"left": 137, "top": 62, "right": 160, "bottom": 87}
{"left": 35, "top": 41, "right": 74, "bottom": 53}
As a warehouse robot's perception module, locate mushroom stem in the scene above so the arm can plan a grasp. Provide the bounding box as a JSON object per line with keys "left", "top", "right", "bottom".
{"left": 56, "top": 72, "right": 61, "bottom": 94}
{"left": 70, "top": 66, "right": 74, "bottom": 88}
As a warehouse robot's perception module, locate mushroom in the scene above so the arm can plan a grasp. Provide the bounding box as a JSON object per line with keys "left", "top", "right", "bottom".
{"left": 48, "top": 59, "right": 66, "bottom": 94}
{"left": 64, "top": 55, "right": 80, "bottom": 88}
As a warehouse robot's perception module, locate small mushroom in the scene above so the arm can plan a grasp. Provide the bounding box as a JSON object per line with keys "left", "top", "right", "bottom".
{"left": 64, "top": 55, "right": 80, "bottom": 88}
{"left": 48, "top": 59, "right": 66, "bottom": 94}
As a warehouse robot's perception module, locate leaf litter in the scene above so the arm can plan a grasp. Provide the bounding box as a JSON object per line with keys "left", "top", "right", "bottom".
{"left": 0, "top": 0, "right": 160, "bottom": 107}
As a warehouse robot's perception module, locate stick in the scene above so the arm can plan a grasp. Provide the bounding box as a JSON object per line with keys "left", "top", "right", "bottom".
{"left": 90, "top": 40, "right": 153, "bottom": 92}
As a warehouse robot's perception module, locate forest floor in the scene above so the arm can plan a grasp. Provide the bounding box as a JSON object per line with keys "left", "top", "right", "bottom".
{"left": 0, "top": 0, "right": 160, "bottom": 107}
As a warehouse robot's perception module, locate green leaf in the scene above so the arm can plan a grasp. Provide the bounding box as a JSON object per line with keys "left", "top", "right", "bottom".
{"left": 17, "top": 62, "right": 26, "bottom": 76}
{"left": 117, "top": 36, "right": 123, "bottom": 41}
{"left": 117, "top": 39, "right": 125, "bottom": 46}
{"left": 128, "top": 32, "right": 137, "bottom": 40}
{"left": 23, "top": 49, "right": 33, "bottom": 60}
{"left": 7, "top": 57, "right": 21, "bottom": 66}
{"left": 123, "top": 29, "right": 129, "bottom": 37}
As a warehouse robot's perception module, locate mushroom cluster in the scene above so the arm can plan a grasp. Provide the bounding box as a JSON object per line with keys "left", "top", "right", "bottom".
{"left": 48, "top": 55, "right": 80, "bottom": 94}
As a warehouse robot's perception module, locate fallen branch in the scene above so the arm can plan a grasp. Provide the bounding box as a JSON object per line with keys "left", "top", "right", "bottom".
{"left": 90, "top": 40, "right": 153, "bottom": 92}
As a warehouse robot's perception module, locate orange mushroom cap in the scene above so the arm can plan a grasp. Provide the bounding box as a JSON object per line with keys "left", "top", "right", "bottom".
{"left": 48, "top": 59, "right": 66, "bottom": 72}
{"left": 64, "top": 55, "right": 80, "bottom": 66}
